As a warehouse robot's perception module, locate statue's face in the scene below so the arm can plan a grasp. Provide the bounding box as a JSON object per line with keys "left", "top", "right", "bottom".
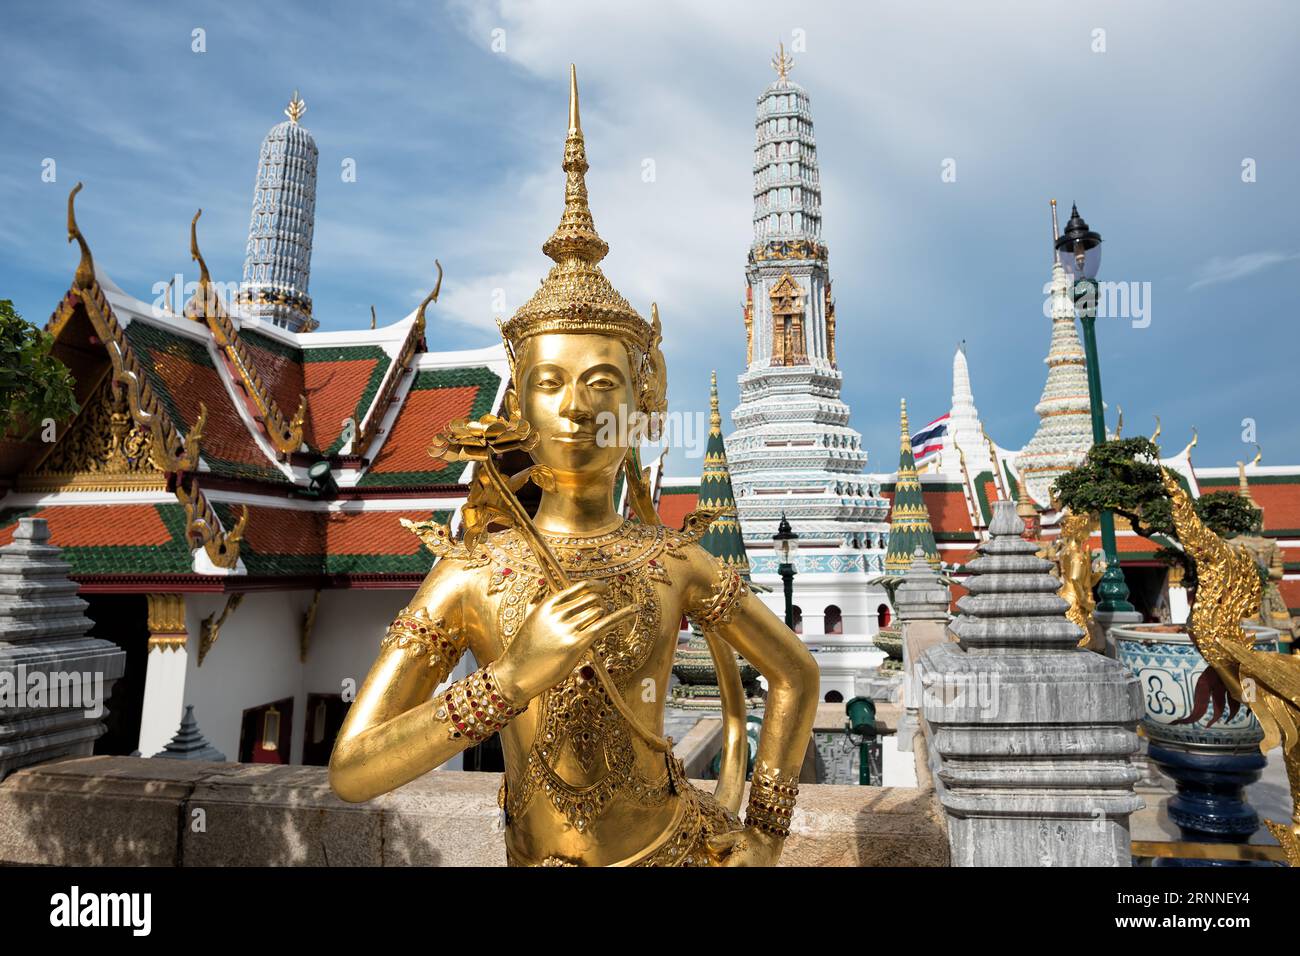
{"left": 518, "top": 332, "right": 634, "bottom": 478}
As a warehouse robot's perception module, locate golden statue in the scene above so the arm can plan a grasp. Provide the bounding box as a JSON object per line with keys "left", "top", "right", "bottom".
{"left": 329, "top": 66, "right": 819, "bottom": 867}
{"left": 1233, "top": 453, "right": 1297, "bottom": 653}
{"left": 1048, "top": 509, "right": 1105, "bottom": 652}
{"left": 1162, "top": 469, "right": 1300, "bottom": 865}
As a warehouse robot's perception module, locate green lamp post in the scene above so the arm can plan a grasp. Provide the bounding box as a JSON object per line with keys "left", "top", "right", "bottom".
{"left": 846, "top": 696, "right": 877, "bottom": 785}
{"left": 1055, "top": 204, "right": 1135, "bottom": 614}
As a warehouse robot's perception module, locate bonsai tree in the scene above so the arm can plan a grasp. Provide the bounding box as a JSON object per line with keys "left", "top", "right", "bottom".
{"left": 0, "top": 299, "right": 78, "bottom": 439}
{"left": 1052, "top": 437, "right": 1262, "bottom": 592}
{"left": 1053, "top": 438, "right": 1267, "bottom": 727}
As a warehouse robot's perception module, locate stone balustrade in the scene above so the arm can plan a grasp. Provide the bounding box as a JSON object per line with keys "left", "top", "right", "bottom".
{"left": 0, "top": 753, "right": 949, "bottom": 867}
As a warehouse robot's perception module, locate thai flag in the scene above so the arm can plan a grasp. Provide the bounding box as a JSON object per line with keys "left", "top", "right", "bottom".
{"left": 910, "top": 414, "right": 948, "bottom": 465}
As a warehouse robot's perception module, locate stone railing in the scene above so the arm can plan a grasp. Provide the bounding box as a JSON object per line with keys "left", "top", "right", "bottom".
{"left": 0, "top": 753, "right": 949, "bottom": 867}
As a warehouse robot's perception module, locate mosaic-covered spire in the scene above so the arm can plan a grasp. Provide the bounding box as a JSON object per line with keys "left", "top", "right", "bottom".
{"left": 751, "top": 45, "right": 822, "bottom": 249}
{"left": 886, "top": 398, "right": 940, "bottom": 572}
{"left": 699, "top": 371, "right": 751, "bottom": 579}
{"left": 236, "top": 91, "right": 319, "bottom": 332}
{"left": 729, "top": 48, "right": 886, "bottom": 594}
{"left": 1016, "top": 199, "right": 1094, "bottom": 504}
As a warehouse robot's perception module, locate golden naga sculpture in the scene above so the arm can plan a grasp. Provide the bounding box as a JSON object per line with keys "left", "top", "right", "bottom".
{"left": 330, "top": 66, "right": 819, "bottom": 867}
{"left": 1048, "top": 508, "right": 1105, "bottom": 652}
{"left": 1161, "top": 469, "right": 1300, "bottom": 865}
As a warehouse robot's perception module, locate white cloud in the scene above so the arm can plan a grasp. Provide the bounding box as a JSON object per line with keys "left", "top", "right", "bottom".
{"left": 1188, "top": 251, "right": 1300, "bottom": 290}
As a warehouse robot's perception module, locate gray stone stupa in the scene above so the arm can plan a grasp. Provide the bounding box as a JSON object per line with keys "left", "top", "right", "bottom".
{"left": 917, "top": 501, "right": 1143, "bottom": 865}
{"left": 152, "top": 705, "right": 227, "bottom": 761}
{"left": 0, "top": 518, "right": 126, "bottom": 781}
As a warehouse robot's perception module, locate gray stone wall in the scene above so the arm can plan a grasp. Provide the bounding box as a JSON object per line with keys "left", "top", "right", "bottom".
{"left": 0, "top": 756, "right": 950, "bottom": 867}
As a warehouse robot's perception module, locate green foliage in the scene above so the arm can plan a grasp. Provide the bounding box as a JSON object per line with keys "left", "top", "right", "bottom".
{"left": 1052, "top": 439, "right": 1268, "bottom": 591}
{"left": 1196, "top": 491, "right": 1262, "bottom": 537}
{"left": 1051, "top": 437, "right": 1167, "bottom": 537}
{"left": 0, "top": 299, "right": 79, "bottom": 438}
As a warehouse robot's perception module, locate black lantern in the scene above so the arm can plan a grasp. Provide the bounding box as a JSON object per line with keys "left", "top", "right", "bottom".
{"left": 773, "top": 514, "right": 799, "bottom": 630}
{"left": 772, "top": 514, "right": 799, "bottom": 565}
{"left": 1054, "top": 202, "right": 1103, "bottom": 281}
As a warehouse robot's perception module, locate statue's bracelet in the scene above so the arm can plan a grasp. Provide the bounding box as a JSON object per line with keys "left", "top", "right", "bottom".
{"left": 744, "top": 764, "right": 799, "bottom": 838}
{"left": 434, "top": 663, "right": 525, "bottom": 744}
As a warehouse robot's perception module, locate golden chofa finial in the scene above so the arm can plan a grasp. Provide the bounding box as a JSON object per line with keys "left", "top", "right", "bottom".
{"left": 1237, "top": 444, "right": 1262, "bottom": 509}
{"left": 772, "top": 41, "right": 793, "bottom": 81}
{"left": 285, "top": 90, "right": 307, "bottom": 124}
{"left": 186, "top": 209, "right": 213, "bottom": 323}
{"left": 67, "top": 182, "right": 95, "bottom": 290}
{"left": 414, "top": 260, "right": 443, "bottom": 338}
{"left": 190, "top": 209, "right": 211, "bottom": 286}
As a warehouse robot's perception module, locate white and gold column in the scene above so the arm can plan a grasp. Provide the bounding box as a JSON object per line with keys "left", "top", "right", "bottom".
{"left": 137, "top": 593, "right": 190, "bottom": 757}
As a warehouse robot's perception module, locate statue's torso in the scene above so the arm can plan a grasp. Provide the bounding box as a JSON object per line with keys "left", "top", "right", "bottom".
{"left": 455, "top": 520, "right": 713, "bottom": 866}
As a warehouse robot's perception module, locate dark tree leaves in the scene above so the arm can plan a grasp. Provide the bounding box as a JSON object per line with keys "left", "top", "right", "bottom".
{"left": 0, "top": 299, "right": 79, "bottom": 438}
{"left": 1050, "top": 438, "right": 1266, "bottom": 592}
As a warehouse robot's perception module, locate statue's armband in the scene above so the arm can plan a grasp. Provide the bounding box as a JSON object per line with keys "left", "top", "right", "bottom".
{"left": 379, "top": 606, "right": 468, "bottom": 685}
{"left": 684, "top": 561, "right": 749, "bottom": 633}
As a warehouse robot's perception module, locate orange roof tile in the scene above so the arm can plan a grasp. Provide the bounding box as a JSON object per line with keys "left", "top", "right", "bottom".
{"left": 657, "top": 488, "right": 698, "bottom": 530}
{"left": 0, "top": 503, "right": 174, "bottom": 548}
{"left": 365, "top": 385, "right": 477, "bottom": 475}
{"left": 304, "top": 357, "right": 380, "bottom": 451}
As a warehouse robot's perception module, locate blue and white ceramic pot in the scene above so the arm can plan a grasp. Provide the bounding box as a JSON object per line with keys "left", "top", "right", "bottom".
{"left": 1114, "top": 623, "right": 1279, "bottom": 752}
{"left": 1114, "top": 622, "right": 1281, "bottom": 865}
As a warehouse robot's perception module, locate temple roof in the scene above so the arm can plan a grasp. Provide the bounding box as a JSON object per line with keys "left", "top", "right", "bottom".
{"left": 0, "top": 187, "right": 508, "bottom": 588}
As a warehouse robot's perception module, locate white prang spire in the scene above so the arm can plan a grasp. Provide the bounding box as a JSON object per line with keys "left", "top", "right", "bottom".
{"left": 751, "top": 47, "right": 822, "bottom": 248}
{"left": 933, "top": 342, "right": 994, "bottom": 477}
{"left": 1016, "top": 200, "right": 1095, "bottom": 504}
{"left": 235, "top": 91, "right": 319, "bottom": 332}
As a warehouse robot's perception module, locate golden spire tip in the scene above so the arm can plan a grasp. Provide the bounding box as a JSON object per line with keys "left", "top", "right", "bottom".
{"left": 285, "top": 90, "right": 307, "bottom": 124}
{"left": 568, "top": 64, "right": 581, "bottom": 134}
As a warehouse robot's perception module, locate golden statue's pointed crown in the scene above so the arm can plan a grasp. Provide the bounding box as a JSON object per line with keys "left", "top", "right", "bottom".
{"left": 501, "top": 65, "right": 653, "bottom": 353}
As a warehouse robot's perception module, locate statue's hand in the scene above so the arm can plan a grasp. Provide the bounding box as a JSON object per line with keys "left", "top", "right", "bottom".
{"left": 492, "top": 582, "right": 636, "bottom": 706}
{"left": 704, "top": 826, "right": 785, "bottom": 867}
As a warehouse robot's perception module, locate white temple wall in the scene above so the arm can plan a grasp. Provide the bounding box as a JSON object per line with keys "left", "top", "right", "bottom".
{"left": 306, "top": 588, "right": 470, "bottom": 771}
{"left": 181, "top": 590, "right": 314, "bottom": 764}
{"left": 304, "top": 589, "right": 411, "bottom": 706}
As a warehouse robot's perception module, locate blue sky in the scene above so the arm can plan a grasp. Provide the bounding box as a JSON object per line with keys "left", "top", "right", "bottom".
{"left": 2, "top": 0, "right": 1297, "bottom": 474}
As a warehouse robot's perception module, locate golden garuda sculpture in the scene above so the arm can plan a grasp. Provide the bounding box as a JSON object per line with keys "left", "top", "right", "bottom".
{"left": 1045, "top": 508, "right": 1105, "bottom": 652}
{"left": 1162, "top": 469, "right": 1300, "bottom": 865}
{"left": 329, "top": 66, "right": 820, "bottom": 867}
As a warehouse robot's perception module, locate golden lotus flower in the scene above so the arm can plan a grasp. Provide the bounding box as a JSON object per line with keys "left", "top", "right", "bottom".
{"left": 427, "top": 410, "right": 538, "bottom": 463}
